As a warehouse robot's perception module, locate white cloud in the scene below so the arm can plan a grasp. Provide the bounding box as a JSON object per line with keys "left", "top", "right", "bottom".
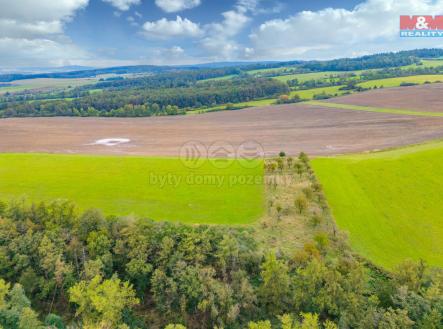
{"left": 164, "top": 45, "right": 185, "bottom": 58}
{"left": 142, "top": 16, "right": 203, "bottom": 38}
{"left": 0, "top": 0, "right": 91, "bottom": 68}
{"left": 0, "top": 20, "right": 63, "bottom": 39}
{"left": 127, "top": 16, "right": 139, "bottom": 26}
{"left": 155, "top": 0, "right": 201, "bottom": 13}
{"left": 200, "top": 4, "right": 251, "bottom": 60}
{"left": 249, "top": 0, "right": 443, "bottom": 60}
{"left": 102, "top": 0, "right": 140, "bottom": 11}
{"left": 0, "top": 0, "right": 89, "bottom": 22}
{"left": 0, "top": 38, "right": 89, "bottom": 67}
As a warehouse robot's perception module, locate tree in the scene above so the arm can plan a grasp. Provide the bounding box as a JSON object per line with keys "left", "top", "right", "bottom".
{"left": 44, "top": 314, "right": 65, "bottom": 329}
{"left": 393, "top": 260, "right": 426, "bottom": 292}
{"left": 280, "top": 314, "right": 296, "bottom": 329}
{"left": 165, "top": 325, "right": 187, "bottom": 329}
{"left": 294, "top": 162, "right": 304, "bottom": 178}
{"left": 259, "top": 253, "right": 291, "bottom": 315}
{"left": 216, "top": 234, "right": 240, "bottom": 277}
{"left": 69, "top": 275, "right": 139, "bottom": 328}
{"left": 0, "top": 282, "right": 43, "bottom": 329}
{"left": 294, "top": 195, "right": 308, "bottom": 214}
{"left": 248, "top": 320, "right": 272, "bottom": 329}
{"left": 0, "top": 280, "right": 10, "bottom": 308}
{"left": 377, "top": 308, "right": 414, "bottom": 328}
{"left": 18, "top": 307, "right": 43, "bottom": 329}
{"left": 296, "top": 313, "right": 320, "bottom": 329}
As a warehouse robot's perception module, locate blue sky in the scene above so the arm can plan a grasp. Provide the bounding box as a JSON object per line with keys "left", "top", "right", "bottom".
{"left": 0, "top": 0, "right": 442, "bottom": 68}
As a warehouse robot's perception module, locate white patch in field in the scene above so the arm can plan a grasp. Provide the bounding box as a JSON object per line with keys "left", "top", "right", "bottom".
{"left": 90, "top": 138, "right": 131, "bottom": 146}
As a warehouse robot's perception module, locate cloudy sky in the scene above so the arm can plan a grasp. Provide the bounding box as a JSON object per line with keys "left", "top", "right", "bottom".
{"left": 1, "top": 0, "right": 443, "bottom": 68}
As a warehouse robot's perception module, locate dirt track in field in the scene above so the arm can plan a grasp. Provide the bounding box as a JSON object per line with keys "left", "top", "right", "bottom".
{"left": 327, "top": 83, "right": 443, "bottom": 112}
{"left": 1, "top": 102, "right": 443, "bottom": 157}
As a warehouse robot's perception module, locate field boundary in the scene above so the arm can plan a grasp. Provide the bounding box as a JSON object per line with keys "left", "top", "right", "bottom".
{"left": 306, "top": 100, "right": 443, "bottom": 117}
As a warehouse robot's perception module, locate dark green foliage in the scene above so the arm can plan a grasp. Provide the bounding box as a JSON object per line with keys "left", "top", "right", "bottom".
{"left": 0, "top": 200, "right": 440, "bottom": 328}
{"left": 300, "top": 49, "right": 443, "bottom": 71}
{"left": 44, "top": 314, "right": 65, "bottom": 329}
{"left": 0, "top": 78, "right": 288, "bottom": 118}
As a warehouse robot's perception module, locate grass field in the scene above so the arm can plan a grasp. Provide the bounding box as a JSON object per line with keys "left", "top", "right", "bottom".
{"left": 312, "top": 140, "right": 443, "bottom": 268}
{"left": 0, "top": 78, "right": 98, "bottom": 95}
{"left": 246, "top": 66, "right": 295, "bottom": 75}
{"left": 401, "top": 59, "right": 443, "bottom": 70}
{"left": 274, "top": 71, "right": 358, "bottom": 83}
{"left": 290, "top": 85, "right": 348, "bottom": 99}
{"left": 199, "top": 74, "right": 239, "bottom": 82}
{"left": 0, "top": 154, "right": 264, "bottom": 225}
{"left": 191, "top": 86, "right": 349, "bottom": 114}
{"left": 189, "top": 98, "right": 276, "bottom": 114}
{"left": 357, "top": 75, "right": 443, "bottom": 88}
{"left": 306, "top": 100, "right": 443, "bottom": 117}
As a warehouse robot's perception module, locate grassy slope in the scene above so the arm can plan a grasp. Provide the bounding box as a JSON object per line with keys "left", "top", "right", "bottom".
{"left": 306, "top": 100, "right": 443, "bottom": 117}
{"left": 0, "top": 154, "right": 264, "bottom": 225}
{"left": 401, "top": 59, "right": 443, "bottom": 70}
{"left": 0, "top": 78, "right": 97, "bottom": 95}
{"left": 357, "top": 75, "right": 443, "bottom": 88}
{"left": 290, "top": 86, "right": 348, "bottom": 99}
{"left": 274, "top": 71, "right": 358, "bottom": 83}
{"left": 192, "top": 86, "right": 350, "bottom": 114}
{"left": 312, "top": 141, "right": 443, "bottom": 268}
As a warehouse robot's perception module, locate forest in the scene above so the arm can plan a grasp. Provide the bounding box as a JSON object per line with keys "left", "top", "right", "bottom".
{"left": 0, "top": 78, "right": 288, "bottom": 117}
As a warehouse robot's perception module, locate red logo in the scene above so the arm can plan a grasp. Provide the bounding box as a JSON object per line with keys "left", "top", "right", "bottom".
{"left": 400, "top": 15, "right": 443, "bottom": 30}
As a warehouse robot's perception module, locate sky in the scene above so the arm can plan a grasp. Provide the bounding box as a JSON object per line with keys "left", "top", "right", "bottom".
{"left": 1, "top": 0, "right": 443, "bottom": 69}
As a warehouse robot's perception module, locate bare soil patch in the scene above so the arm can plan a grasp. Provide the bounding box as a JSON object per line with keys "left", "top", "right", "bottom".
{"left": 327, "top": 83, "right": 443, "bottom": 113}
{"left": 0, "top": 104, "right": 442, "bottom": 157}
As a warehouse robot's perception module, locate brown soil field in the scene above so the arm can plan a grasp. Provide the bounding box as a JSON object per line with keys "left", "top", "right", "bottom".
{"left": 1, "top": 103, "right": 442, "bottom": 157}
{"left": 327, "top": 83, "right": 443, "bottom": 112}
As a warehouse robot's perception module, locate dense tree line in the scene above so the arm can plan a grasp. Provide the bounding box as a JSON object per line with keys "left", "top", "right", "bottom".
{"left": 0, "top": 78, "right": 288, "bottom": 118}
{"left": 0, "top": 68, "right": 244, "bottom": 104}
{"left": 88, "top": 68, "right": 242, "bottom": 91}
{"left": 299, "top": 49, "right": 443, "bottom": 72}
{"left": 0, "top": 200, "right": 440, "bottom": 328}
{"left": 240, "top": 49, "right": 443, "bottom": 73}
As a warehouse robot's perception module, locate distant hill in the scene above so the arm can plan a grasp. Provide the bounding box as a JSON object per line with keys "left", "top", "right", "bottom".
{"left": 0, "top": 48, "right": 442, "bottom": 83}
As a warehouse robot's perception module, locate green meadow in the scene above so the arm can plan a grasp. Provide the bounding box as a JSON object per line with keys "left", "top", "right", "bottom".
{"left": 290, "top": 85, "right": 347, "bottom": 99}
{"left": 274, "top": 71, "right": 358, "bottom": 83}
{"left": 357, "top": 74, "right": 443, "bottom": 88}
{"left": 189, "top": 98, "right": 276, "bottom": 114}
{"left": 312, "top": 141, "right": 443, "bottom": 268}
{"left": 0, "top": 154, "right": 264, "bottom": 225}
{"left": 401, "top": 59, "right": 443, "bottom": 69}
{"left": 192, "top": 86, "right": 350, "bottom": 114}
{"left": 0, "top": 78, "right": 98, "bottom": 95}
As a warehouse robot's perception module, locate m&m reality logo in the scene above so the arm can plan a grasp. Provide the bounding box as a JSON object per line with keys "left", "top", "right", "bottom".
{"left": 400, "top": 15, "right": 443, "bottom": 37}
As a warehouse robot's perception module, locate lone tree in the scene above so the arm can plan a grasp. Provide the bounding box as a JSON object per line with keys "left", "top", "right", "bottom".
{"left": 294, "top": 195, "right": 308, "bottom": 214}
{"left": 295, "top": 162, "right": 304, "bottom": 178}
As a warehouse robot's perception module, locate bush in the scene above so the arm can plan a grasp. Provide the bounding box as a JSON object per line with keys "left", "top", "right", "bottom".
{"left": 400, "top": 82, "right": 418, "bottom": 87}
{"left": 45, "top": 314, "right": 65, "bottom": 329}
